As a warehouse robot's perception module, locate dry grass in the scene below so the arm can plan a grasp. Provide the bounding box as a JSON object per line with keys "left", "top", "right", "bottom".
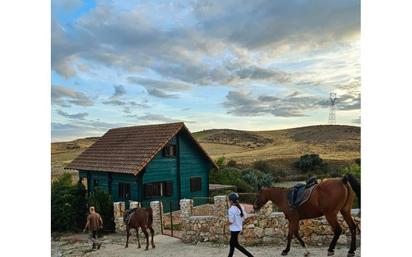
{"left": 51, "top": 125, "right": 360, "bottom": 178}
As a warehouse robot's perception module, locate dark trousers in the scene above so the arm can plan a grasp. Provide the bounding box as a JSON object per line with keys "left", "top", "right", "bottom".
{"left": 228, "top": 231, "right": 254, "bottom": 257}
{"left": 90, "top": 230, "right": 98, "bottom": 248}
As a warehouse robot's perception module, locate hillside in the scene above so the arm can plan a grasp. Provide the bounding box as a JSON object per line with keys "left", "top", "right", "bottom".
{"left": 51, "top": 125, "right": 360, "bottom": 178}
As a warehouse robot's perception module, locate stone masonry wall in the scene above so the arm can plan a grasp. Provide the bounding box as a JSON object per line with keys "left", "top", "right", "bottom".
{"left": 181, "top": 197, "right": 361, "bottom": 247}
{"left": 114, "top": 196, "right": 361, "bottom": 248}
{"left": 113, "top": 201, "right": 162, "bottom": 235}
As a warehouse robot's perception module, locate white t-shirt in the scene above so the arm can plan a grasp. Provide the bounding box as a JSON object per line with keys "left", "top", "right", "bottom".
{"left": 228, "top": 205, "right": 247, "bottom": 232}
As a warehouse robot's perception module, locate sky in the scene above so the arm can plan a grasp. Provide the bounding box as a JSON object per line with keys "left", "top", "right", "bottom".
{"left": 51, "top": 0, "right": 360, "bottom": 142}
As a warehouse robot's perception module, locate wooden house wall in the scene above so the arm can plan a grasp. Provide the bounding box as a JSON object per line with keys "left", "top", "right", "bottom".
{"left": 178, "top": 131, "right": 211, "bottom": 202}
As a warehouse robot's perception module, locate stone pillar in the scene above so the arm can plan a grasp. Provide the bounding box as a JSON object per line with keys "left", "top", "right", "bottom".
{"left": 180, "top": 199, "right": 193, "bottom": 219}
{"left": 129, "top": 201, "right": 140, "bottom": 209}
{"left": 214, "top": 195, "right": 228, "bottom": 217}
{"left": 150, "top": 201, "right": 163, "bottom": 235}
{"left": 113, "top": 202, "right": 126, "bottom": 233}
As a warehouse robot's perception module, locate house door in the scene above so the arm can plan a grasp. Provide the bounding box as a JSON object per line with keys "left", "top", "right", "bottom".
{"left": 118, "top": 183, "right": 131, "bottom": 207}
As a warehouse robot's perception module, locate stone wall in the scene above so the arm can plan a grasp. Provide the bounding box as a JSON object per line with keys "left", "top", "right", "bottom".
{"left": 113, "top": 200, "right": 162, "bottom": 235}
{"left": 113, "top": 196, "right": 361, "bottom": 248}
{"left": 181, "top": 197, "right": 361, "bottom": 247}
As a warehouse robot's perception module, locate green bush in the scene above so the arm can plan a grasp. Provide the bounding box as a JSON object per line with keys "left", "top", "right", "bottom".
{"left": 215, "top": 156, "right": 226, "bottom": 170}
{"left": 51, "top": 173, "right": 87, "bottom": 232}
{"left": 258, "top": 173, "right": 274, "bottom": 188}
{"left": 340, "top": 163, "right": 361, "bottom": 180}
{"left": 87, "top": 189, "right": 115, "bottom": 232}
{"left": 295, "top": 154, "right": 325, "bottom": 173}
{"left": 209, "top": 167, "right": 254, "bottom": 192}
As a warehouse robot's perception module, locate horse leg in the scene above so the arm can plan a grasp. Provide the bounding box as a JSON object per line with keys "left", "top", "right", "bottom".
{"left": 136, "top": 227, "right": 141, "bottom": 248}
{"left": 282, "top": 219, "right": 298, "bottom": 256}
{"left": 341, "top": 210, "right": 357, "bottom": 257}
{"left": 325, "top": 214, "right": 342, "bottom": 256}
{"left": 141, "top": 227, "right": 149, "bottom": 250}
{"left": 294, "top": 230, "right": 310, "bottom": 257}
{"left": 125, "top": 226, "right": 130, "bottom": 248}
{"left": 149, "top": 227, "right": 155, "bottom": 248}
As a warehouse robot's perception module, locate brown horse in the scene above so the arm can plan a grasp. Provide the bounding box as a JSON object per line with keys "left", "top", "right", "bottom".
{"left": 123, "top": 207, "right": 155, "bottom": 250}
{"left": 254, "top": 174, "right": 360, "bottom": 257}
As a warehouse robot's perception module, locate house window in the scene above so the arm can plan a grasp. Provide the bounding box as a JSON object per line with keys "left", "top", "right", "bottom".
{"left": 119, "top": 183, "right": 131, "bottom": 199}
{"left": 190, "top": 177, "right": 202, "bottom": 192}
{"left": 144, "top": 181, "right": 173, "bottom": 198}
{"left": 163, "top": 144, "right": 176, "bottom": 157}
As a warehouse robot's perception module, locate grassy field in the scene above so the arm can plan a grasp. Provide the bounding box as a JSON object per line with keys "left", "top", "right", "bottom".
{"left": 52, "top": 124, "right": 360, "bottom": 179}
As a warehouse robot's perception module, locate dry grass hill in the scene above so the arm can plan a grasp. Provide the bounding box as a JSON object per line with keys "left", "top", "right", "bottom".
{"left": 51, "top": 125, "right": 360, "bottom": 179}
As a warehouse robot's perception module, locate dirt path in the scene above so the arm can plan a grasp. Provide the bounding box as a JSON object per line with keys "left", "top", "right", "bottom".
{"left": 52, "top": 233, "right": 360, "bottom": 257}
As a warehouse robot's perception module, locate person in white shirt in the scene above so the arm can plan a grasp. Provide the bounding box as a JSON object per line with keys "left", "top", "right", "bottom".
{"left": 227, "top": 193, "right": 254, "bottom": 257}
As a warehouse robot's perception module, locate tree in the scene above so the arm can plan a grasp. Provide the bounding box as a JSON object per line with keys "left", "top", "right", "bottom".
{"left": 87, "top": 189, "right": 115, "bottom": 232}
{"left": 295, "top": 154, "right": 324, "bottom": 173}
{"left": 51, "top": 173, "right": 87, "bottom": 232}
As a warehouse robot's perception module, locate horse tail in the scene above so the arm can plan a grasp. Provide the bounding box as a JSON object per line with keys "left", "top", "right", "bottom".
{"left": 342, "top": 173, "right": 361, "bottom": 208}
{"left": 146, "top": 207, "right": 153, "bottom": 226}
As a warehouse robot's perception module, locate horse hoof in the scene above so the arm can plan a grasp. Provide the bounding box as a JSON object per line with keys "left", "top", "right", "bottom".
{"left": 152, "top": 245, "right": 156, "bottom": 248}
{"left": 327, "top": 251, "right": 334, "bottom": 256}
{"left": 281, "top": 251, "right": 288, "bottom": 256}
{"left": 304, "top": 251, "right": 310, "bottom": 257}
{"left": 347, "top": 252, "right": 355, "bottom": 257}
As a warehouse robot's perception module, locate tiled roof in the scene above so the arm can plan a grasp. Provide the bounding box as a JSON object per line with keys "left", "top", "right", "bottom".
{"left": 66, "top": 122, "right": 215, "bottom": 175}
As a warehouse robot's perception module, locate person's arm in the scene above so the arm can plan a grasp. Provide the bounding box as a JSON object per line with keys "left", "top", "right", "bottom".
{"left": 83, "top": 215, "right": 90, "bottom": 232}
{"left": 227, "top": 208, "right": 235, "bottom": 225}
{"left": 98, "top": 214, "right": 103, "bottom": 228}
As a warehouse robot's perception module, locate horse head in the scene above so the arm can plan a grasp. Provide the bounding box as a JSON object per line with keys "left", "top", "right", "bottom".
{"left": 254, "top": 187, "right": 269, "bottom": 212}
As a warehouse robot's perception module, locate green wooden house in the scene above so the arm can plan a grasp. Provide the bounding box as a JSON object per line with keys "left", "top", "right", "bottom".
{"left": 66, "top": 122, "right": 217, "bottom": 211}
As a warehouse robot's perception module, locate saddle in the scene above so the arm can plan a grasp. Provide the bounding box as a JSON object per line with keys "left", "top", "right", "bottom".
{"left": 287, "top": 177, "right": 318, "bottom": 208}
{"left": 123, "top": 208, "right": 138, "bottom": 224}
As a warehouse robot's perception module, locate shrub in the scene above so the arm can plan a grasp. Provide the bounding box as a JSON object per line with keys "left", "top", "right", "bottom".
{"left": 253, "top": 160, "right": 271, "bottom": 173}
{"left": 242, "top": 172, "right": 258, "bottom": 189}
{"left": 295, "top": 154, "right": 324, "bottom": 173}
{"left": 340, "top": 163, "right": 361, "bottom": 180}
{"left": 215, "top": 156, "right": 226, "bottom": 170}
{"left": 227, "top": 160, "right": 238, "bottom": 168}
{"left": 87, "top": 189, "right": 115, "bottom": 232}
{"left": 258, "top": 173, "right": 274, "bottom": 188}
{"left": 209, "top": 167, "right": 254, "bottom": 192}
{"left": 51, "top": 173, "right": 87, "bottom": 232}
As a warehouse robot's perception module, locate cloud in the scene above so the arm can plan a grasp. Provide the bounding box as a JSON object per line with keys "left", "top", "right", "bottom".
{"left": 352, "top": 117, "right": 361, "bottom": 124}
{"left": 112, "top": 85, "right": 126, "bottom": 98}
{"left": 102, "top": 85, "right": 149, "bottom": 113}
{"left": 193, "top": 0, "right": 360, "bottom": 49}
{"left": 57, "top": 110, "right": 88, "bottom": 120}
{"left": 51, "top": 85, "right": 94, "bottom": 107}
{"left": 126, "top": 113, "right": 188, "bottom": 123}
{"left": 127, "top": 77, "right": 191, "bottom": 98}
{"left": 51, "top": 120, "right": 128, "bottom": 142}
{"left": 223, "top": 90, "right": 361, "bottom": 118}
{"left": 52, "top": 0, "right": 359, "bottom": 87}
{"left": 52, "top": 0, "right": 83, "bottom": 12}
